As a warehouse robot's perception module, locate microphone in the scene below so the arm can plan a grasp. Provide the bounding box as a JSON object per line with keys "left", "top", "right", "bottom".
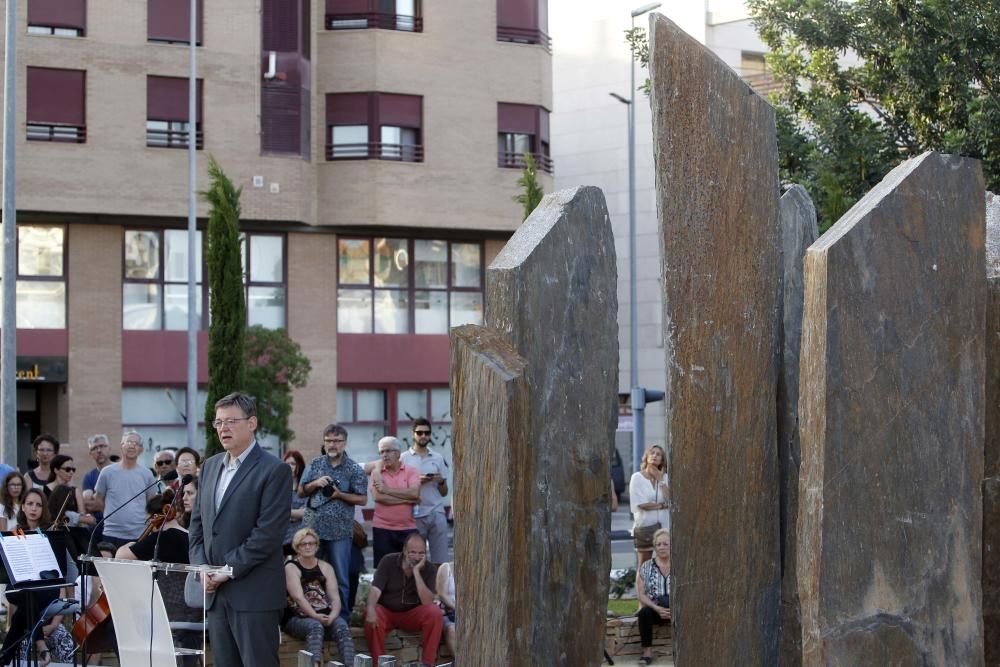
{"left": 153, "top": 474, "right": 194, "bottom": 567}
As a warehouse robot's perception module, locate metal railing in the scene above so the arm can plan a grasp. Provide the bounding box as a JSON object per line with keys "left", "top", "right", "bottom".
{"left": 498, "top": 150, "right": 553, "bottom": 174}
{"left": 26, "top": 123, "right": 86, "bottom": 143}
{"left": 146, "top": 128, "right": 204, "bottom": 149}
{"left": 742, "top": 72, "right": 782, "bottom": 96}
{"left": 326, "top": 12, "right": 422, "bottom": 32}
{"left": 325, "top": 142, "right": 423, "bottom": 162}
{"left": 497, "top": 25, "right": 551, "bottom": 50}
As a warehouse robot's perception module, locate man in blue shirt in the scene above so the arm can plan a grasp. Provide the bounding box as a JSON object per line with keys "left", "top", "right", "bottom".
{"left": 298, "top": 424, "right": 368, "bottom": 622}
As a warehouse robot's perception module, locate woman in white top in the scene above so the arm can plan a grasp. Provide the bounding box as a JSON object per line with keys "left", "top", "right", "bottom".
{"left": 0, "top": 471, "right": 23, "bottom": 531}
{"left": 629, "top": 444, "right": 669, "bottom": 567}
{"left": 436, "top": 561, "right": 457, "bottom": 658}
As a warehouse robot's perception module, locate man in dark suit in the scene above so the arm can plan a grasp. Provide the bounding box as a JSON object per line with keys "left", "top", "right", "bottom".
{"left": 189, "top": 392, "right": 292, "bottom": 666}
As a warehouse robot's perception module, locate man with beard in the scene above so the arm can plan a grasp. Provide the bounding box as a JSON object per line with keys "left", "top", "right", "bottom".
{"left": 364, "top": 532, "right": 442, "bottom": 667}
{"left": 298, "top": 424, "right": 367, "bottom": 622}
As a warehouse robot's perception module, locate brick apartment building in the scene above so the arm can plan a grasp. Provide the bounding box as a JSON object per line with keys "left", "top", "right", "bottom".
{"left": 0, "top": 0, "right": 553, "bottom": 474}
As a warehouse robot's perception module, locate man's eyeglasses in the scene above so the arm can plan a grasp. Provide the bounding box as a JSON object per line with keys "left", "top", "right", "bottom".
{"left": 212, "top": 417, "right": 250, "bottom": 430}
{"left": 324, "top": 438, "right": 347, "bottom": 444}
{"left": 414, "top": 430, "right": 431, "bottom": 436}
{"left": 155, "top": 460, "right": 172, "bottom": 466}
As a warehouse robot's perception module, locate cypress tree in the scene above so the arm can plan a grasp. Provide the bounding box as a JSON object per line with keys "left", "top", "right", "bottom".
{"left": 202, "top": 156, "right": 246, "bottom": 457}
{"left": 513, "top": 152, "right": 545, "bottom": 221}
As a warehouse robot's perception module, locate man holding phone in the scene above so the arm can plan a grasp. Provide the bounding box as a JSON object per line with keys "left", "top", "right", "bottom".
{"left": 400, "top": 418, "right": 450, "bottom": 563}
{"left": 298, "top": 423, "right": 368, "bottom": 622}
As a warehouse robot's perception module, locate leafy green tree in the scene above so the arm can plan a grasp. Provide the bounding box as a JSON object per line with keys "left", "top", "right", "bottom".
{"left": 202, "top": 156, "right": 246, "bottom": 457}
{"left": 513, "top": 152, "right": 545, "bottom": 220}
{"left": 244, "top": 325, "right": 312, "bottom": 445}
{"left": 748, "top": 0, "right": 1000, "bottom": 228}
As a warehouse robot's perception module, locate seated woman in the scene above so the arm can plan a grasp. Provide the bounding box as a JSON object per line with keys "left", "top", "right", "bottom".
{"left": 284, "top": 527, "right": 355, "bottom": 667}
{"left": 116, "top": 478, "right": 201, "bottom": 664}
{"left": 436, "top": 560, "right": 457, "bottom": 658}
{"left": 636, "top": 529, "right": 671, "bottom": 666}
{"left": 0, "top": 488, "right": 74, "bottom": 666}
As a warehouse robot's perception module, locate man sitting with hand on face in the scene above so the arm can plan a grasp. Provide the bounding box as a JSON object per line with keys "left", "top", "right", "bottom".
{"left": 364, "top": 532, "right": 442, "bottom": 667}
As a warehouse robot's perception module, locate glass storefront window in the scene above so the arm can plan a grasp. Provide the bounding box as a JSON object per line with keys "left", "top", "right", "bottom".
{"left": 339, "top": 239, "right": 370, "bottom": 285}
{"left": 374, "top": 290, "right": 408, "bottom": 334}
{"left": 247, "top": 286, "right": 286, "bottom": 329}
{"left": 414, "top": 290, "right": 447, "bottom": 334}
{"left": 450, "top": 291, "right": 483, "bottom": 328}
{"left": 373, "top": 238, "right": 408, "bottom": 288}
{"left": 337, "top": 288, "right": 372, "bottom": 333}
{"left": 125, "top": 230, "right": 160, "bottom": 279}
{"left": 414, "top": 240, "right": 447, "bottom": 289}
{"left": 250, "top": 235, "right": 283, "bottom": 283}
{"left": 16, "top": 281, "right": 66, "bottom": 328}
{"left": 451, "top": 242, "right": 481, "bottom": 288}
{"left": 18, "top": 227, "right": 64, "bottom": 277}
{"left": 3, "top": 225, "right": 68, "bottom": 329}
{"left": 123, "top": 283, "right": 161, "bottom": 330}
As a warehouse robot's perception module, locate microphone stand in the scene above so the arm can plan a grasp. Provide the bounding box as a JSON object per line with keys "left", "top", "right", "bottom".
{"left": 80, "top": 469, "right": 178, "bottom": 665}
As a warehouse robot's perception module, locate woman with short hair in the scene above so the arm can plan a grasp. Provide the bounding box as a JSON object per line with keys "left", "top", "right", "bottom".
{"left": 635, "top": 529, "right": 671, "bottom": 665}
{"left": 283, "top": 527, "right": 355, "bottom": 666}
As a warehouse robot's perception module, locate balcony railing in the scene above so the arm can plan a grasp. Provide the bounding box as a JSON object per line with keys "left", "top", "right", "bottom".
{"left": 498, "top": 151, "right": 553, "bottom": 175}
{"left": 27, "top": 123, "right": 86, "bottom": 143}
{"left": 742, "top": 72, "right": 782, "bottom": 96}
{"left": 326, "top": 12, "right": 422, "bottom": 32}
{"left": 146, "top": 128, "right": 204, "bottom": 149}
{"left": 497, "top": 25, "right": 551, "bottom": 50}
{"left": 326, "top": 142, "right": 424, "bottom": 162}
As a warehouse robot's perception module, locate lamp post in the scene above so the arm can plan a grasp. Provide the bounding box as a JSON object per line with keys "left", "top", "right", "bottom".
{"left": 186, "top": 0, "right": 198, "bottom": 451}
{"left": 627, "top": 2, "right": 660, "bottom": 472}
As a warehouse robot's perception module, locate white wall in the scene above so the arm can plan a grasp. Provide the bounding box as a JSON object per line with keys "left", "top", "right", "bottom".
{"left": 550, "top": 0, "right": 766, "bottom": 464}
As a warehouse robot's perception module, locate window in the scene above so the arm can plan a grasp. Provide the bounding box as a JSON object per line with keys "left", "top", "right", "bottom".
{"left": 497, "top": 102, "right": 552, "bottom": 174}
{"left": 121, "top": 386, "right": 209, "bottom": 458}
{"left": 326, "top": 92, "right": 423, "bottom": 162}
{"left": 335, "top": 386, "right": 452, "bottom": 470}
{"left": 337, "top": 237, "right": 483, "bottom": 334}
{"left": 741, "top": 52, "right": 779, "bottom": 95}
{"left": 147, "top": 76, "right": 203, "bottom": 149}
{"left": 148, "top": 0, "right": 203, "bottom": 45}
{"left": 497, "top": 0, "right": 549, "bottom": 49}
{"left": 241, "top": 233, "right": 287, "bottom": 329}
{"left": 123, "top": 229, "right": 203, "bottom": 330}
{"left": 27, "top": 0, "right": 86, "bottom": 36}
{"left": 326, "top": 0, "right": 422, "bottom": 32}
{"left": 122, "top": 229, "right": 287, "bottom": 331}
{"left": 26, "top": 67, "right": 86, "bottom": 143}
{"left": 0, "top": 225, "right": 67, "bottom": 328}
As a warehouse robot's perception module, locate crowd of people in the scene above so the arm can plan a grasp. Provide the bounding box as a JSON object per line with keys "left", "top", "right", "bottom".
{"left": 0, "top": 394, "right": 457, "bottom": 667}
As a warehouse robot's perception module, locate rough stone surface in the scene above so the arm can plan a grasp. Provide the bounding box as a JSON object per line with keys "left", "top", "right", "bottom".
{"left": 777, "top": 185, "right": 819, "bottom": 667}
{"left": 798, "top": 152, "right": 986, "bottom": 666}
{"left": 649, "top": 14, "right": 782, "bottom": 665}
{"left": 984, "top": 191, "right": 1000, "bottom": 664}
{"left": 450, "top": 185, "right": 619, "bottom": 667}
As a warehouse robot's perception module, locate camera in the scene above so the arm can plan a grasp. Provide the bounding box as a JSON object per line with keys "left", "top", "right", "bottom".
{"left": 321, "top": 484, "right": 335, "bottom": 498}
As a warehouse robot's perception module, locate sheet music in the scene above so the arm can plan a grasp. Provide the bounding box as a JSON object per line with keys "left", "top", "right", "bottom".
{"left": 0, "top": 532, "right": 62, "bottom": 583}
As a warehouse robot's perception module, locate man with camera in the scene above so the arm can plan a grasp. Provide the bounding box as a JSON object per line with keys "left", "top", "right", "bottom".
{"left": 298, "top": 424, "right": 368, "bottom": 622}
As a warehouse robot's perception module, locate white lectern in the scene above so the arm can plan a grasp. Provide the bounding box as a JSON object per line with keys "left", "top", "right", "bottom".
{"left": 81, "top": 557, "right": 230, "bottom": 667}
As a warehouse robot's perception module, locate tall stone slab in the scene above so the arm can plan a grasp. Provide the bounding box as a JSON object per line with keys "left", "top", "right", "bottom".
{"left": 777, "top": 185, "right": 819, "bottom": 666}
{"left": 798, "top": 153, "right": 985, "bottom": 666}
{"left": 450, "top": 185, "right": 619, "bottom": 667}
{"left": 984, "top": 191, "right": 1000, "bottom": 664}
{"left": 649, "top": 14, "right": 782, "bottom": 665}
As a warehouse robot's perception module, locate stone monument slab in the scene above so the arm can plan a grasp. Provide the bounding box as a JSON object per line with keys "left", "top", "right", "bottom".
{"left": 450, "top": 185, "right": 619, "bottom": 667}
{"left": 798, "top": 152, "right": 986, "bottom": 666}
{"left": 777, "top": 185, "right": 819, "bottom": 666}
{"left": 984, "top": 191, "right": 1000, "bottom": 664}
{"left": 649, "top": 13, "right": 782, "bottom": 665}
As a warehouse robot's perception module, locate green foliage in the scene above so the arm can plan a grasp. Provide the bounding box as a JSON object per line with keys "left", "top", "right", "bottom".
{"left": 748, "top": 0, "right": 1000, "bottom": 229}
{"left": 625, "top": 27, "right": 652, "bottom": 97}
{"left": 610, "top": 567, "right": 636, "bottom": 599}
{"left": 244, "top": 325, "right": 312, "bottom": 445}
{"left": 202, "top": 156, "right": 246, "bottom": 457}
{"left": 513, "top": 152, "right": 545, "bottom": 221}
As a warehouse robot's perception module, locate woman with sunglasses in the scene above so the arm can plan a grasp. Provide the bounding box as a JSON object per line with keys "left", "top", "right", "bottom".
{"left": 45, "top": 456, "right": 92, "bottom": 527}
{"left": 0, "top": 471, "right": 24, "bottom": 531}
{"left": 284, "top": 527, "right": 355, "bottom": 667}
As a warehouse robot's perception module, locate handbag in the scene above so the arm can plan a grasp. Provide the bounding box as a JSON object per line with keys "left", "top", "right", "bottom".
{"left": 352, "top": 520, "right": 368, "bottom": 549}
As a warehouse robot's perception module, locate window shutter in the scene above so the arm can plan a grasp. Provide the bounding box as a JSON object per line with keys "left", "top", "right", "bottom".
{"left": 27, "top": 67, "right": 85, "bottom": 126}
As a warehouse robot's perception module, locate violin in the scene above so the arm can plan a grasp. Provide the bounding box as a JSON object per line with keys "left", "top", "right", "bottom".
{"left": 72, "top": 487, "right": 182, "bottom": 646}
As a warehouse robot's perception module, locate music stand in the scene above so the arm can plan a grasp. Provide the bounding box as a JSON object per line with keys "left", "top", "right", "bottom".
{"left": 0, "top": 530, "right": 68, "bottom": 667}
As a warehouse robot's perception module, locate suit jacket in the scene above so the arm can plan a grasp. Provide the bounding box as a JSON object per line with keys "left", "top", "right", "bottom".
{"left": 188, "top": 442, "right": 292, "bottom": 611}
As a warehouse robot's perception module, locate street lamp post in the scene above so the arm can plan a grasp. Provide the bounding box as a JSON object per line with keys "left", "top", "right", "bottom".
{"left": 627, "top": 2, "right": 661, "bottom": 472}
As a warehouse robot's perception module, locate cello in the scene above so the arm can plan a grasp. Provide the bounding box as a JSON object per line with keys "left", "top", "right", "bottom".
{"left": 71, "top": 491, "right": 179, "bottom": 645}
